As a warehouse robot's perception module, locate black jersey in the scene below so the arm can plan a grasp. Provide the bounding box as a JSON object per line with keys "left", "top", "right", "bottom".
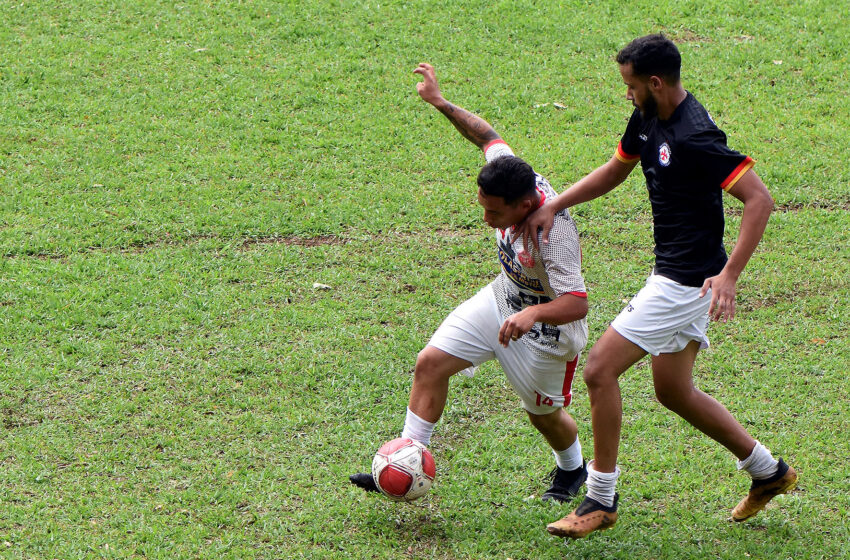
{"left": 616, "top": 92, "right": 754, "bottom": 287}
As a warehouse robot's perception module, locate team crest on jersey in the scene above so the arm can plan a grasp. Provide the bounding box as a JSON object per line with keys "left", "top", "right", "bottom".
{"left": 658, "top": 142, "right": 672, "bottom": 167}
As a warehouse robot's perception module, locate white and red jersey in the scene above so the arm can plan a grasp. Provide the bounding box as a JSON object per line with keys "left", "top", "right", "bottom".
{"left": 484, "top": 141, "right": 588, "bottom": 360}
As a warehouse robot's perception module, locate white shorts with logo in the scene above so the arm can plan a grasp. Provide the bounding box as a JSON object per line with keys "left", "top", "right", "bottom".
{"left": 611, "top": 272, "right": 711, "bottom": 356}
{"left": 427, "top": 286, "right": 579, "bottom": 415}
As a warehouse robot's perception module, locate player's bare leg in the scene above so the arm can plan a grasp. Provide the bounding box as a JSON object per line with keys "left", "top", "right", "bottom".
{"left": 651, "top": 340, "right": 754, "bottom": 459}
{"left": 547, "top": 328, "right": 645, "bottom": 538}
{"left": 651, "top": 341, "right": 796, "bottom": 520}
{"left": 528, "top": 408, "right": 587, "bottom": 502}
{"left": 582, "top": 328, "right": 647, "bottom": 473}
{"left": 408, "top": 345, "right": 473, "bottom": 423}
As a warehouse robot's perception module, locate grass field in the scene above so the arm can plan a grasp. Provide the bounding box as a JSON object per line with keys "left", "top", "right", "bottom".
{"left": 1, "top": 1, "right": 848, "bottom": 558}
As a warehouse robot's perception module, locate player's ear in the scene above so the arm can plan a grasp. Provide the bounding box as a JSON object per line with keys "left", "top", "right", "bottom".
{"left": 649, "top": 75, "right": 663, "bottom": 91}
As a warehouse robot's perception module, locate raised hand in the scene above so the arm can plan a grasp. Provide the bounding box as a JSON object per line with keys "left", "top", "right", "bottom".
{"left": 413, "top": 63, "right": 444, "bottom": 105}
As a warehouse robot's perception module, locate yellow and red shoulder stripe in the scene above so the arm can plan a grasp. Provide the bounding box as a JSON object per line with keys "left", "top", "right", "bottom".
{"left": 720, "top": 156, "right": 755, "bottom": 191}
{"left": 615, "top": 142, "right": 640, "bottom": 164}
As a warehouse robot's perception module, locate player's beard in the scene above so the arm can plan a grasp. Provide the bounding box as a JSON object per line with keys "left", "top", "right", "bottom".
{"left": 639, "top": 90, "right": 659, "bottom": 119}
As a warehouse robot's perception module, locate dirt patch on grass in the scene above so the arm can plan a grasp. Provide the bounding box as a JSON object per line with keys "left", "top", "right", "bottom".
{"left": 6, "top": 229, "right": 481, "bottom": 259}
{"left": 725, "top": 199, "right": 850, "bottom": 216}
{"left": 241, "top": 229, "right": 480, "bottom": 249}
{"left": 3, "top": 249, "right": 68, "bottom": 260}
{"left": 774, "top": 200, "right": 850, "bottom": 212}
{"left": 242, "top": 234, "right": 348, "bottom": 248}
{"left": 2, "top": 408, "right": 42, "bottom": 429}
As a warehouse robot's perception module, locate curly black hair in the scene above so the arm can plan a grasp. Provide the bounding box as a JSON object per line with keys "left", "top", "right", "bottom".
{"left": 476, "top": 156, "right": 536, "bottom": 205}
{"left": 616, "top": 33, "right": 681, "bottom": 83}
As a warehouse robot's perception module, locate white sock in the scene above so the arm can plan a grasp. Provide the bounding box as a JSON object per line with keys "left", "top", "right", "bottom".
{"left": 400, "top": 407, "right": 436, "bottom": 446}
{"left": 585, "top": 460, "right": 620, "bottom": 508}
{"left": 552, "top": 438, "right": 583, "bottom": 471}
{"left": 737, "top": 441, "right": 779, "bottom": 480}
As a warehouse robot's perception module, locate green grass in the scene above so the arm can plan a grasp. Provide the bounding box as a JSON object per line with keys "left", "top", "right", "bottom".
{"left": 1, "top": 1, "right": 848, "bottom": 558}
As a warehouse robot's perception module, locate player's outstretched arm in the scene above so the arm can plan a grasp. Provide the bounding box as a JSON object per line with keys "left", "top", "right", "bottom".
{"left": 513, "top": 156, "right": 637, "bottom": 253}
{"left": 413, "top": 62, "right": 500, "bottom": 150}
{"left": 699, "top": 169, "right": 773, "bottom": 322}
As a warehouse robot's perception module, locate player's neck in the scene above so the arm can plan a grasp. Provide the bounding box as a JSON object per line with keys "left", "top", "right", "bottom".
{"left": 513, "top": 191, "right": 543, "bottom": 228}
{"left": 658, "top": 85, "right": 687, "bottom": 121}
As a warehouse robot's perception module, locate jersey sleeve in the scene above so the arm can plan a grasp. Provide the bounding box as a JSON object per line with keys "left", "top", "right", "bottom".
{"left": 540, "top": 214, "right": 587, "bottom": 298}
{"left": 685, "top": 129, "right": 755, "bottom": 191}
{"left": 483, "top": 139, "right": 515, "bottom": 162}
{"left": 615, "top": 109, "right": 642, "bottom": 163}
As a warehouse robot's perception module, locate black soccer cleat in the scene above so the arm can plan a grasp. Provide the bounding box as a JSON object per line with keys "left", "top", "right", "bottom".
{"left": 350, "top": 472, "right": 381, "bottom": 493}
{"left": 542, "top": 461, "right": 587, "bottom": 503}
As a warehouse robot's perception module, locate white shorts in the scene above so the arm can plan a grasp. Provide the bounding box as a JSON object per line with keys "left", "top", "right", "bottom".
{"left": 611, "top": 272, "right": 711, "bottom": 356}
{"left": 428, "top": 286, "right": 579, "bottom": 415}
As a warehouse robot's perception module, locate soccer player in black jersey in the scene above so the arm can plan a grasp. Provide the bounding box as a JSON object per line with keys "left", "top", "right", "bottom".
{"left": 516, "top": 34, "right": 797, "bottom": 538}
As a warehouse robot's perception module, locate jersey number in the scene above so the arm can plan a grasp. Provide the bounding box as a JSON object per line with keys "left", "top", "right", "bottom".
{"left": 535, "top": 392, "right": 555, "bottom": 407}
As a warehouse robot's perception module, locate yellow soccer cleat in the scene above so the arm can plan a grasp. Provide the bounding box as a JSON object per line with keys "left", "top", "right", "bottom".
{"left": 547, "top": 494, "right": 618, "bottom": 539}
{"left": 732, "top": 458, "right": 797, "bottom": 521}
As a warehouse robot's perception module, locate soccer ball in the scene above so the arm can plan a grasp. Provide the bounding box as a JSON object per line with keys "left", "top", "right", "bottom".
{"left": 371, "top": 437, "right": 436, "bottom": 501}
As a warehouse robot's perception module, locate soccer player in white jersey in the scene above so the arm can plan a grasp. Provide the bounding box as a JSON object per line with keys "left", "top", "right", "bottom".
{"left": 350, "top": 63, "right": 590, "bottom": 503}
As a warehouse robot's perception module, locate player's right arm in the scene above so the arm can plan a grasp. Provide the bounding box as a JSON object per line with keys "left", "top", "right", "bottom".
{"left": 413, "top": 62, "right": 500, "bottom": 150}
{"left": 498, "top": 292, "right": 588, "bottom": 347}
{"left": 515, "top": 155, "right": 637, "bottom": 252}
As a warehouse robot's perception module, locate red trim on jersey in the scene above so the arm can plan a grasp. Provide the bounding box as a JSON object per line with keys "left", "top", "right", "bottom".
{"left": 483, "top": 139, "right": 509, "bottom": 153}
{"left": 615, "top": 141, "right": 640, "bottom": 163}
{"left": 567, "top": 291, "right": 587, "bottom": 298}
{"left": 562, "top": 355, "right": 578, "bottom": 406}
{"left": 536, "top": 187, "right": 546, "bottom": 209}
{"left": 508, "top": 188, "right": 547, "bottom": 237}
{"left": 720, "top": 156, "right": 755, "bottom": 191}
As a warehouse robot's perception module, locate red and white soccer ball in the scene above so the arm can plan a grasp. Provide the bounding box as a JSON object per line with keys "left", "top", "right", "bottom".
{"left": 371, "top": 438, "right": 436, "bottom": 502}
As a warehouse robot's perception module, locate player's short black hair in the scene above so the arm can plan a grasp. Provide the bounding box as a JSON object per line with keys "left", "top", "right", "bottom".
{"left": 616, "top": 33, "right": 681, "bottom": 83}
{"left": 477, "top": 156, "right": 536, "bottom": 205}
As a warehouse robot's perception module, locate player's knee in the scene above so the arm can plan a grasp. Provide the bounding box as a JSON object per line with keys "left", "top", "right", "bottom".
{"left": 654, "top": 386, "right": 674, "bottom": 409}
{"left": 654, "top": 384, "right": 689, "bottom": 412}
{"left": 582, "top": 358, "right": 607, "bottom": 390}
{"left": 413, "top": 348, "right": 436, "bottom": 378}
{"left": 582, "top": 347, "right": 620, "bottom": 390}
{"left": 413, "top": 347, "right": 451, "bottom": 383}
